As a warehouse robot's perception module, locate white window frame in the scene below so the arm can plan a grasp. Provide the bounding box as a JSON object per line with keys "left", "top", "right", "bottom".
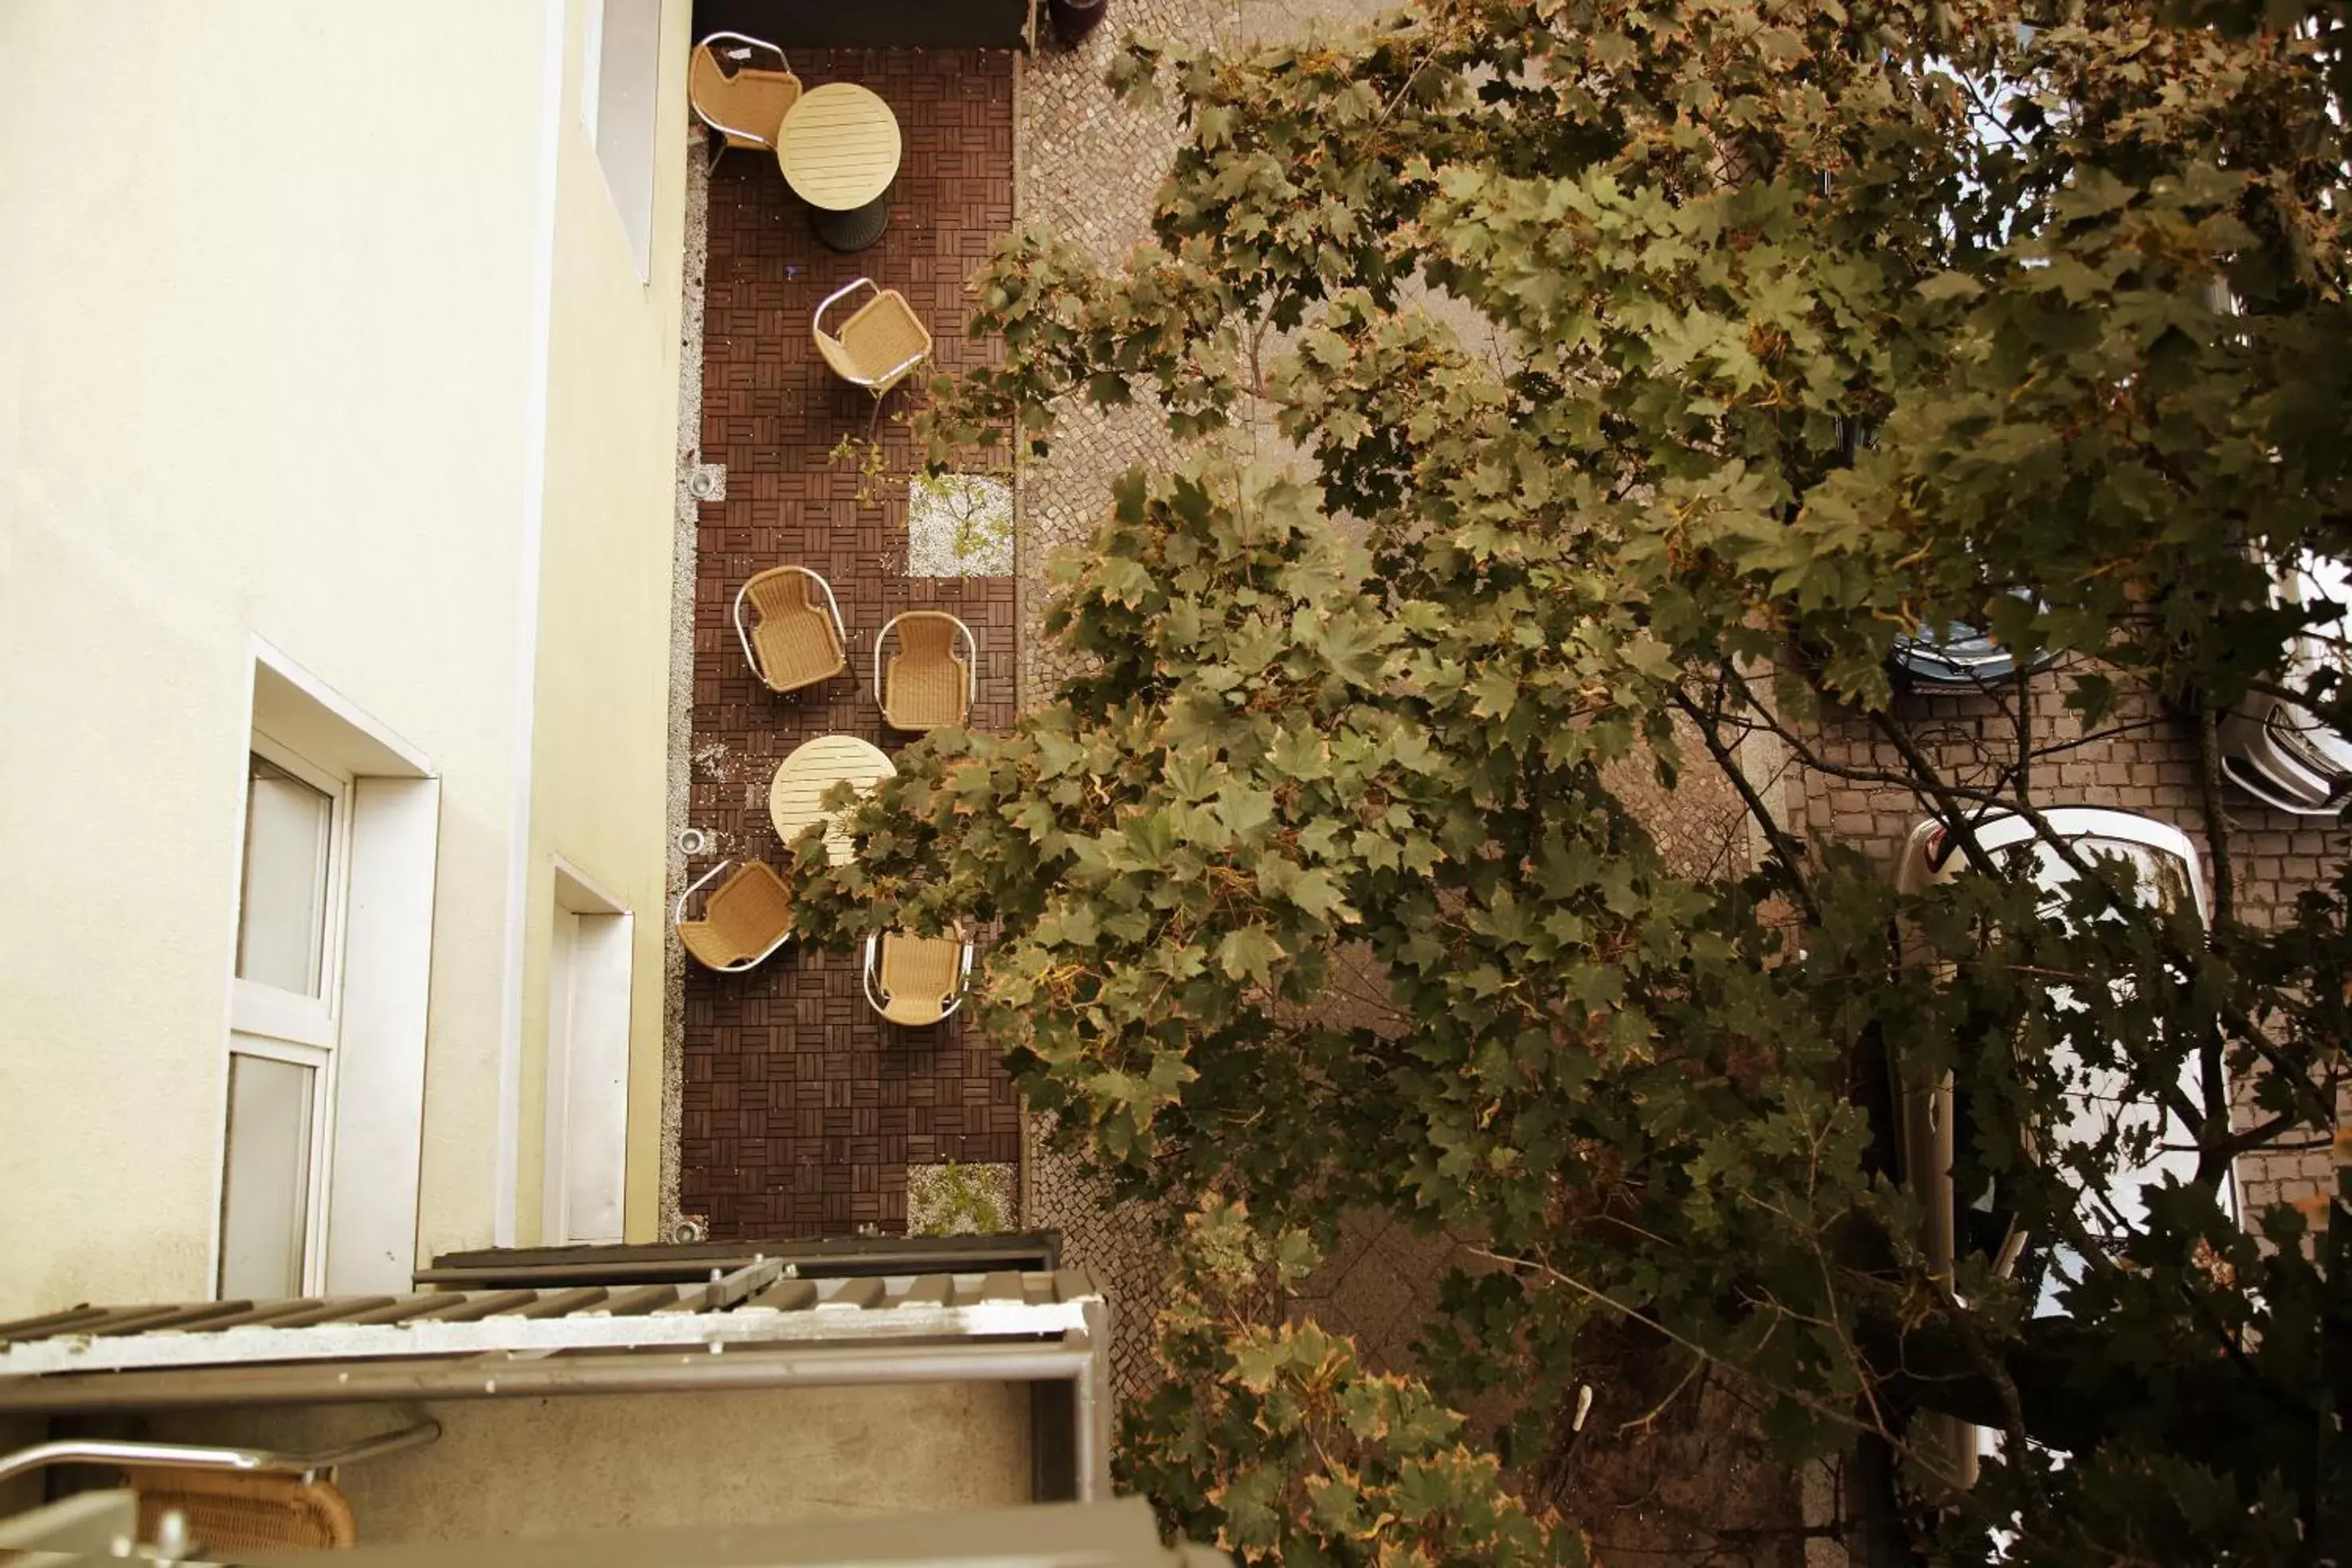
{"left": 581, "top": 0, "right": 663, "bottom": 281}
{"left": 230, "top": 734, "right": 351, "bottom": 1048}
{"left": 221, "top": 1035, "right": 336, "bottom": 1296}
{"left": 223, "top": 731, "right": 354, "bottom": 1296}
{"left": 580, "top": 0, "right": 607, "bottom": 143}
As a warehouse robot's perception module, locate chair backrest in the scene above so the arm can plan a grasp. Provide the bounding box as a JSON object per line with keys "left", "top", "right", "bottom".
{"left": 688, "top": 35, "right": 801, "bottom": 149}
{"left": 879, "top": 612, "right": 972, "bottom": 730}
{"left": 876, "top": 931, "right": 966, "bottom": 1025}
{"left": 129, "top": 1468, "right": 357, "bottom": 1550}
{"left": 743, "top": 565, "right": 820, "bottom": 622}
{"left": 680, "top": 862, "right": 793, "bottom": 968}
{"left": 894, "top": 612, "right": 959, "bottom": 663}
{"left": 812, "top": 326, "right": 870, "bottom": 386}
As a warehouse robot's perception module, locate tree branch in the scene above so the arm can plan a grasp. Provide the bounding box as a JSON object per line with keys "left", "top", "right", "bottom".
{"left": 1672, "top": 673, "right": 1820, "bottom": 919}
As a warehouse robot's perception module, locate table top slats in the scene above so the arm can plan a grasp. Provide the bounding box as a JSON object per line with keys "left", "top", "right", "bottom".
{"left": 769, "top": 735, "right": 896, "bottom": 864}
{"left": 776, "top": 83, "right": 903, "bottom": 211}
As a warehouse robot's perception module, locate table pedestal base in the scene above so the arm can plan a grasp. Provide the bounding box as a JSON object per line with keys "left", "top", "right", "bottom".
{"left": 815, "top": 194, "right": 891, "bottom": 252}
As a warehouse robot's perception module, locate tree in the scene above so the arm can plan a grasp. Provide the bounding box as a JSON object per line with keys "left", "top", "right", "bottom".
{"left": 785, "top": 1, "right": 2352, "bottom": 1560}
{"left": 1121, "top": 1199, "right": 1589, "bottom": 1567}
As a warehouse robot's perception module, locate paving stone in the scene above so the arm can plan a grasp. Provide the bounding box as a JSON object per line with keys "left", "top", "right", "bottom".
{"left": 1023, "top": 1132, "right": 1173, "bottom": 1406}
{"left": 1014, "top": 0, "right": 1386, "bottom": 706}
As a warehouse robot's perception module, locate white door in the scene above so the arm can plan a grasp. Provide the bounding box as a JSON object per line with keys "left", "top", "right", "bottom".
{"left": 542, "top": 871, "right": 632, "bottom": 1245}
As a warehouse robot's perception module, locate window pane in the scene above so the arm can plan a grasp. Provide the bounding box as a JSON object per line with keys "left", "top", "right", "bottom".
{"left": 591, "top": 0, "right": 661, "bottom": 276}
{"left": 218, "top": 1053, "right": 315, "bottom": 1298}
{"left": 237, "top": 756, "right": 331, "bottom": 996}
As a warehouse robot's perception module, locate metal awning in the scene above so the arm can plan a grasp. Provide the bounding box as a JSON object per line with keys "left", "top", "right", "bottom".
{"left": 0, "top": 1264, "right": 1110, "bottom": 1500}
{"left": 413, "top": 1230, "right": 1061, "bottom": 1287}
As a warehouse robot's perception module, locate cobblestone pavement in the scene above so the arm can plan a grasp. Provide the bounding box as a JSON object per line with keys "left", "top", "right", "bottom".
{"left": 1020, "top": 1135, "right": 1173, "bottom": 1407}
{"left": 1013, "top": 0, "right": 1397, "bottom": 1406}
{"left": 1014, "top": 1, "right": 1198, "bottom": 1409}
{"left": 1016, "top": 0, "right": 1392, "bottom": 702}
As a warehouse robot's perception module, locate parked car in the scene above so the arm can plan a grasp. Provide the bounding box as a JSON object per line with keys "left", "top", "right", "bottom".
{"left": 2217, "top": 552, "right": 2352, "bottom": 815}
{"left": 1888, "top": 619, "right": 2040, "bottom": 687}
{"left": 1887, "top": 585, "right": 2057, "bottom": 689}
{"left": 1892, "top": 807, "right": 2219, "bottom": 1485}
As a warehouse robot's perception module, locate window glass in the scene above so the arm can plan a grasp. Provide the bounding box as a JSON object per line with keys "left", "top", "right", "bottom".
{"left": 2023, "top": 838, "right": 2190, "bottom": 917}
{"left": 589, "top": 0, "right": 662, "bottom": 278}
{"left": 217, "top": 1053, "right": 315, "bottom": 1298}
{"left": 237, "top": 755, "right": 332, "bottom": 996}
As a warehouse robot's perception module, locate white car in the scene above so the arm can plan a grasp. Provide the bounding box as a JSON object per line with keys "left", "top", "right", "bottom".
{"left": 2218, "top": 553, "right": 2352, "bottom": 815}
{"left": 1892, "top": 807, "right": 2222, "bottom": 1486}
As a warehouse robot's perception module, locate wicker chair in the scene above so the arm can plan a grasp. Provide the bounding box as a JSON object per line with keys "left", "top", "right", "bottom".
{"left": 875, "top": 611, "right": 976, "bottom": 732}
{"left": 863, "top": 929, "right": 972, "bottom": 1026}
{"left": 735, "top": 565, "right": 848, "bottom": 694}
{"left": 675, "top": 860, "right": 795, "bottom": 972}
{"left": 129, "top": 1468, "right": 358, "bottom": 1551}
{"left": 813, "top": 279, "right": 933, "bottom": 410}
{"left": 688, "top": 32, "right": 802, "bottom": 156}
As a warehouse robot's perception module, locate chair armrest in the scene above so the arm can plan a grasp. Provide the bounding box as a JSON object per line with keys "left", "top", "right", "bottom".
{"left": 813, "top": 277, "right": 879, "bottom": 338}
{"left": 866, "top": 347, "right": 930, "bottom": 389}
{"left": 805, "top": 568, "right": 847, "bottom": 642}
{"left": 675, "top": 859, "right": 735, "bottom": 927}
{"left": 953, "top": 616, "right": 978, "bottom": 706}
{"left": 700, "top": 31, "right": 789, "bottom": 70}
{"left": 872, "top": 612, "right": 905, "bottom": 708}
{"left": 742, "top": 924, "right": 795, "bottom": 971}
{"left": 0, "top": 1421, "right": 439, "bottom": 1488}
{"left": 731, "top": 581, "right": 765, "bottom": 682}
{"left": 939, "top": 940, "right": 975, "bottom": 1022}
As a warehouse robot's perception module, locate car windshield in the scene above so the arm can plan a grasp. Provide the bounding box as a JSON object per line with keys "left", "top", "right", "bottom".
{"left": 2018, "top": 836, "right": 2191, "bottom": 921}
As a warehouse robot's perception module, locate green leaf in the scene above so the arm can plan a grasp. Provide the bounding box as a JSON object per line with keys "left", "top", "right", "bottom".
{"left": 1916, "top": 270, "right": 1984, "bottom": 303}
{"left": 1216, "top": 925, "right": 1285, "bottom": 984}
{"left": 1217, "top": 785, "right": 1278, "bottom": 839}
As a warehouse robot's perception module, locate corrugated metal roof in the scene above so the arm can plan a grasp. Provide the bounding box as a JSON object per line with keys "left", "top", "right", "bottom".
{"left": 416, "top": 1232, "right": 1062, "bottom": 1287}
{"left": 0, "top": 1263, "right": 1118, "bottom": 1503}
{"left": 0, "top": 1265, "right": 1104, "bottom": 1378}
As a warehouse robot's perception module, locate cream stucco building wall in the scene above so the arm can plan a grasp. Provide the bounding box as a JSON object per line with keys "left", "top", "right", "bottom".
{"left": 0, "top": 0, "right": 686, "bottom": 1317}
{"left": 507, "top": 0, "right": 693, "bottom": 1249}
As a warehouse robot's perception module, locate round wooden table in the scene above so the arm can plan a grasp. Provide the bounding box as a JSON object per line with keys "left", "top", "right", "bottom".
{"left": 769, "top": 735, "right": 896, "bottom": 865}
{"left": 775, "top": 83, "right": 903, "bottom": 252}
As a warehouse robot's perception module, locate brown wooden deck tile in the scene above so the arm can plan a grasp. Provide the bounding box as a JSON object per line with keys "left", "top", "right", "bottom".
{"left": 682, "top": 49, "right": 1019, "bottom": 1241}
